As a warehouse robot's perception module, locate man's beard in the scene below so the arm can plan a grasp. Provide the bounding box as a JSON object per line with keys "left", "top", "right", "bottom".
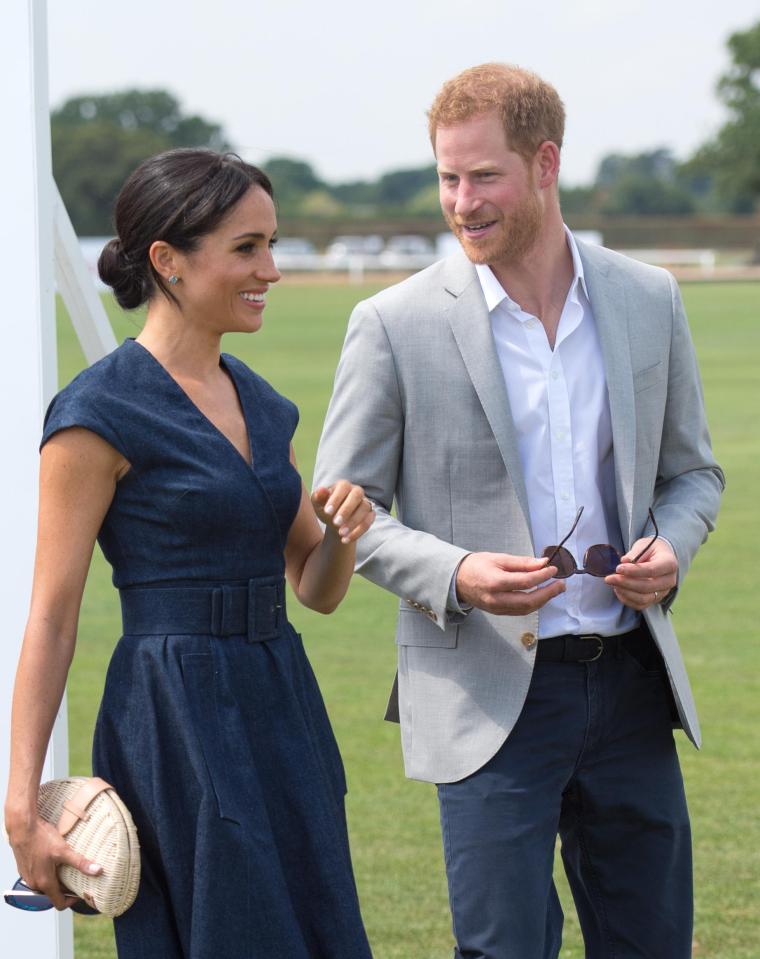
{"left": 445, "top": 192, "right": 543, "bottom": 266}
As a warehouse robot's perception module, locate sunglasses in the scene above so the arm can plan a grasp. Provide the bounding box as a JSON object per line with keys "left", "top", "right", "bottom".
{"left": 3, "top": 877, "right": 99, "bottom": 915}
{"left": 542, "top": 507, "right": 658, "bottom": 579}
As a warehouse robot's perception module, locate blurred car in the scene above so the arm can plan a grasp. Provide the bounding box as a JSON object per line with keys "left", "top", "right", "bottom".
{"left": 325, "top": 235, "right": 384, "bottom": 264}
{"left": 274, "top": 237, "right": 316, "bottom": 255}
{"left": 272, "top": 237, "right": 319, "bottom": 270}
{"left": 379, "top": 234, "right": 435, "bottom": 267}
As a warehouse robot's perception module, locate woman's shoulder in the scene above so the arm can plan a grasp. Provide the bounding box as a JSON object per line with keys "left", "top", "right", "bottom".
{"left": 54, "top": 340, "right": 140, "bottom": 401}
{"left": 42, "top": 341, "right": 138, "bottom": 454}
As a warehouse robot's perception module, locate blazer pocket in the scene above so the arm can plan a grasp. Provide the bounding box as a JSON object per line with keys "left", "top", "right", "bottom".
{"left": 633, "top": 360, "right": 664, "bottom": 394}
{"left": 396, "top": 607, "right": 458, "bottom": 648}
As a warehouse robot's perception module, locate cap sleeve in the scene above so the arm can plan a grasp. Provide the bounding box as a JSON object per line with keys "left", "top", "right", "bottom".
{"left": 279, "top": 393, "right": 299, "bottom": 444}
{"left": 41, "top": 382, "right": 130, "bottom": 461}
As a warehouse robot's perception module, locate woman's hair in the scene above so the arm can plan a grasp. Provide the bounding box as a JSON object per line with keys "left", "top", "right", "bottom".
{"left": 98, "top": 149, "right": 274, "bottom": 310}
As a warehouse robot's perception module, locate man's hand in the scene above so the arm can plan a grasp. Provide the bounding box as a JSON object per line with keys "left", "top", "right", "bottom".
{"left": 604, "top": 537, "right": 678, "bottom": 611}
{"left": 456, "top": 552, "right": 564, "bottom": 616}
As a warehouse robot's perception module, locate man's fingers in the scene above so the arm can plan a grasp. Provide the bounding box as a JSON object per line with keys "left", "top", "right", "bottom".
{"left": 612, "top": 586, "right": 654, "bottom": 611}
{"left": 605, "top": 572, "right": 674, "bottom": 594}
{"left": 495, "top": 554, "right": 550, "bottom": 572}
{"left": 485, "top": 579, "right": 565, "bottom": 615}
{"left": 614, "top": 559, "right": 670, "bottom": 579}
{"left": 482, "top": 563, "right": 558, "bottom": 593}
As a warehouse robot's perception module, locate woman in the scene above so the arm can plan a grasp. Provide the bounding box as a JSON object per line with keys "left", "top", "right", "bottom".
{"left": 4, "top": 149, "right": 374, "bottom": 958}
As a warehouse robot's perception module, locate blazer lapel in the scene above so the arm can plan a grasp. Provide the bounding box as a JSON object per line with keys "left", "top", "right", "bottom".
{"left": 444, "top": 258, "right": 532, "bottom": 532}
{"left": 578, "top": 242, "right": 635, "bottom": 546}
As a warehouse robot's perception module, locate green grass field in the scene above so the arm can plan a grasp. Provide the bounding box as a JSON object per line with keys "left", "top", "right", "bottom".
{"left": 54, "top": 279, "right": 759, "bottom": 958}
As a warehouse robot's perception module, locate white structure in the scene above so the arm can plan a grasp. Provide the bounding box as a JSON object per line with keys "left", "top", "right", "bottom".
{"left": 1, "top": 1, "right": 116, "bottom": 954}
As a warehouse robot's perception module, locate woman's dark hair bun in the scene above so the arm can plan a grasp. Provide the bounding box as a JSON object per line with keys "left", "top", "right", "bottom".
{"left": 97, "top": 237, "right": 148, "bottom": 311}
{"left": 96, "top": 149, "right": 275, "bottom": 311}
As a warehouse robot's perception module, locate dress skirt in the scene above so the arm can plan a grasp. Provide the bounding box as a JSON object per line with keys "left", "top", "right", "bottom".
{"left": 93, "top": 621, "right": 372, "bottom": 959}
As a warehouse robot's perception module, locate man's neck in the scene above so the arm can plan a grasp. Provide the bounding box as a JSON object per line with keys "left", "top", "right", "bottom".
{"left": 488, "top": 219, "right": 575, "bottom": 338}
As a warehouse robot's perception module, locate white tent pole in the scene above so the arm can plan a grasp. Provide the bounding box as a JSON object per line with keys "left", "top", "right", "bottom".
{"left": 0, "top": 0, "right": 71, "bottom": 952}
{"left": 54, "top": 185, "right": 118, "bottom": 363}
{"left": 1, "top": 0, "right": 121, "bottom": 952}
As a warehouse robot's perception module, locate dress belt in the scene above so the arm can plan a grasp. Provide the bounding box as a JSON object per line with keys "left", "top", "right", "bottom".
{"left": 536, "top": 625, "right": 652, "bottom": 663}
{"left": 119, "top": 575, "right": 286, "bottom": 643}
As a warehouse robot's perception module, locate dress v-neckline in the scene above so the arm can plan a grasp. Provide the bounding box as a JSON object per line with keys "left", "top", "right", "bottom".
{"left": 128, "top": 338, "right": 255, "bottom": 469}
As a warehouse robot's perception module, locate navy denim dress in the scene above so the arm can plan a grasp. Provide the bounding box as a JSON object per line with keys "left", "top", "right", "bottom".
{"left": 42, "top": 339, "right": 372, "bottom": 959}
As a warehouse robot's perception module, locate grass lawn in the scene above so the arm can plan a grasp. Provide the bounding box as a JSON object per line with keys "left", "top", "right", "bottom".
{"left": 54, "top": 279, "right": 759, "bottom": 958}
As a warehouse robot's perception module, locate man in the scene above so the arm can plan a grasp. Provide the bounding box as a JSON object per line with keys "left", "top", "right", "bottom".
{"left": 314, "top": 63, "right": 724, "bottom": 959}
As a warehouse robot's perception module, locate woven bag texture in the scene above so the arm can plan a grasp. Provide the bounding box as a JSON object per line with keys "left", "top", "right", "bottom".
{"left": 38, "top": 777, "right": 140, "bottom": 917}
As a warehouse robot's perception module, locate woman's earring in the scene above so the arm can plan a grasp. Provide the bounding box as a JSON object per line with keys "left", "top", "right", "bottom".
{"left": 168, "top": 274, "right": 179, "bottom": 286}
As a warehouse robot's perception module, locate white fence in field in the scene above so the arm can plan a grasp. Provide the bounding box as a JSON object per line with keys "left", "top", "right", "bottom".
{"left": 620, "top": 248, "right": 716, "bottom": 274}
{"left": 76, "top": 234, "right": 718, "bottom": 289}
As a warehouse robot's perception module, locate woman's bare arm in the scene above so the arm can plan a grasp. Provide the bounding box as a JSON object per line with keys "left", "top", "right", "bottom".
{"left": 284, "top": 446, "right": 374, "bottom": 614}
{"left": 4, "top": 428, "right": 127, "bottom": 908}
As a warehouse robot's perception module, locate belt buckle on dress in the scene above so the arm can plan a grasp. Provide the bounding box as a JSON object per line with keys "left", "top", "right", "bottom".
{"left": 247, "top": 579, "right": 282, "bottom": 643}
{"left": 578, "top": 634, "right": 604, "bottom": 662}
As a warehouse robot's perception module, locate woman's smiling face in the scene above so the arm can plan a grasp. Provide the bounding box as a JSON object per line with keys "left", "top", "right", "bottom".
{"left": 170, "top": 185, "right": 281, "bottom": 334}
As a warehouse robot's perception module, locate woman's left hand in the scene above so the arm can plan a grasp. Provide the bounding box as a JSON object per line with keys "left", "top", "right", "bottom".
{"left": 311, "top": 481, "right": 375, "bottom": 544}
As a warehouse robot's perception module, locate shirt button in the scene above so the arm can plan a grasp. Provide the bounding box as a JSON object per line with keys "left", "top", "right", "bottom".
{"left": 521, "top": 631, "right": 537, "bottom": 649}
{"left": 551, "top": 371, "right": 560, "bottom": 380}
{"left": 526, "top": 319, "right": 537, "bottom": 329}
{"left": 561, "top": 491, "right": 570, "bottom": 501}
{"left": 555, "top": 430, "right": 565, "bottom": 441}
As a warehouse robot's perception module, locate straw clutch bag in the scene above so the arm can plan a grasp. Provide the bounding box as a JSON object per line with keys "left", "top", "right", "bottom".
{"left": 37, "top": 776, "right": 140, "bottom": 917}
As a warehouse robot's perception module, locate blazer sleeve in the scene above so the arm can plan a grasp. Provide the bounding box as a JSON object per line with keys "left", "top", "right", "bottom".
{"left": 651, "top": 274, "right": 725, "bottom": 598}
{"left": 314, "top": 298, "right": 468, "bottom": 629}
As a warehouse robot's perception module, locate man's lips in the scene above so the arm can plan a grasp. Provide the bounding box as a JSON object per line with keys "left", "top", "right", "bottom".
{"left": 460, "top": 220, "right": 497, "bottom": 235}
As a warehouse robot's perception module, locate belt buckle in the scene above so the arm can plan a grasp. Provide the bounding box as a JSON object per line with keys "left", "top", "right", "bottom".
{"left": 247, "top": 579, "right": 282, "bottom": 643}
{"left": 578, "top": 634, "right": 604, "bottom": 662}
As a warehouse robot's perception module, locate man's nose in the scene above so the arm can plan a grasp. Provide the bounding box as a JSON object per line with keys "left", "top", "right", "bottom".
{"left": 454, "top": 182, "right": 482, "bottom": 218}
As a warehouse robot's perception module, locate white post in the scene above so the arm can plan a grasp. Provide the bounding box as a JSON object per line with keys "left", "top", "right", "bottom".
{"left": 0, "top": 0, "right": 72, "bottom": 954}
{"left": 54, "top": 186, "right": 118, "bottom": 363}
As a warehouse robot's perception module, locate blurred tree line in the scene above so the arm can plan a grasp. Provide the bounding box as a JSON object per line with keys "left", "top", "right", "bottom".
{"left": 53, "top": 21, "right": 760, "bottom": 235}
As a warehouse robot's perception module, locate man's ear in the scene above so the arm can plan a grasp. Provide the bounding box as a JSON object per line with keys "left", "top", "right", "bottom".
{"left": 534, "top": 140, "right": 561, "bottom": 189}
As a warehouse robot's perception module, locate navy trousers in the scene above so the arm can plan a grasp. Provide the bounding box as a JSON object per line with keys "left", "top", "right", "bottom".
{"left": 437, "top": 635, "right": 692, "bottom": 959}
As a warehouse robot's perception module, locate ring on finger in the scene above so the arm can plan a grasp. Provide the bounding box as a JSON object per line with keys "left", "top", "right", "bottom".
{"left": 653, "top": 590, "right": 659, "bottom": 601}
{"left": 364, "top": 498, "right": 374, "bottom": 510}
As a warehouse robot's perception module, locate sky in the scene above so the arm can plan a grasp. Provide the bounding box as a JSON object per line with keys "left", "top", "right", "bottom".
{"left": 47, "top": 0, "right": 758, "bottom": 188}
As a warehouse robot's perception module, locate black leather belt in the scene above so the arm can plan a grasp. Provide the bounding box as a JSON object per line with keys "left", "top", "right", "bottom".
{"left": 119, "top": 575, "right": 286, "bottom": 643}
{"left": 536, "top": 626, "right": 652, "bottom": 664}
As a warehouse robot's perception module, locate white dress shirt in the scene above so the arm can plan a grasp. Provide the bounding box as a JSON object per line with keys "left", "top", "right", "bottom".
{"left": 471, "top": 229, "right": 637, "bottom": 638}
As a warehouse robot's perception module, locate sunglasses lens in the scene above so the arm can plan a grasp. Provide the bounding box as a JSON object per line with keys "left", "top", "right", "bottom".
{"left": 585, "top": 545, "right": 621, "bottom": 577}
{"left": 4, "top": 892, "right": 52, "bottom": 911}
{"left": 542, "top": 546, "right": 576, "bottom": 578}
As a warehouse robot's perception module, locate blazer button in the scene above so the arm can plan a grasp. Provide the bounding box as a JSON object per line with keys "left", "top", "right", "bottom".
{"left": 521, "top": 631, "right": 537, "bottom": 650}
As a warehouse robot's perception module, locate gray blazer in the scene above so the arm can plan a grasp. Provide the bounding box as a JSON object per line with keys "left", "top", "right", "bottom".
{"left": 314, "top": 240, "right": 724, "bottom": 784}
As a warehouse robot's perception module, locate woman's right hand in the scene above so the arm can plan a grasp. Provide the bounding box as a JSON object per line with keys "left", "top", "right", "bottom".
{"left": 7, "top": 815, "right": 102, "bottom": 910}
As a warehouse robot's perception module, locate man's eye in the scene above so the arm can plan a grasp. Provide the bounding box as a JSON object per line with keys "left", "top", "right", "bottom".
{"left": 237, "top": 243, "right": 254, "bottom": 253}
